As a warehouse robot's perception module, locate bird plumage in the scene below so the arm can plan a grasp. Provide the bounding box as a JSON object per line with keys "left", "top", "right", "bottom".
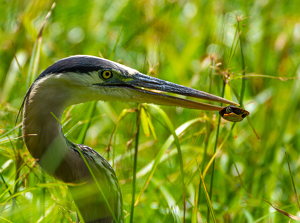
{"left": 22, "top": 55, "right": 237, "bottom": 222}
{"left": 22, "top": 56, "right": 128, "bottom": 222}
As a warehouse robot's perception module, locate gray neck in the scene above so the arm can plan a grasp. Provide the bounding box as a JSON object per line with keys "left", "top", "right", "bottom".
{"left": 22, "top": 74, "right": 104, "bottom": 180}
{"left": 23, "top": 87, "right": 69, "bottom": 175}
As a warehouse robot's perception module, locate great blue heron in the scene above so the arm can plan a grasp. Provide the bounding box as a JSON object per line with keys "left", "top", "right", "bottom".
{"left": 22, "top": 55, "right": 238, "bottom": 222}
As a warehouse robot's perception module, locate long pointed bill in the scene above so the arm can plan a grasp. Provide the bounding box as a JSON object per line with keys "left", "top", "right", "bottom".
{"left": 121, "top": 73, "right": 239, "bottom": 111}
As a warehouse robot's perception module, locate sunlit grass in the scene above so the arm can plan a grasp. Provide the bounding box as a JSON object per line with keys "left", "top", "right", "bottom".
{"left": 1, "top": 0, "right": 300, "bottom": 222}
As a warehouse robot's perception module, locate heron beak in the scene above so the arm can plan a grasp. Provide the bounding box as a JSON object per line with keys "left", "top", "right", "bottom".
{"left": 121, "top": 72, "right": 239, "bottom": 111}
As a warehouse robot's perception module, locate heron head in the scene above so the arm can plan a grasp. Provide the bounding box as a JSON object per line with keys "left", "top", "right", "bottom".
{"left": 26, "top": 55, "right": 238, "bottom": 111}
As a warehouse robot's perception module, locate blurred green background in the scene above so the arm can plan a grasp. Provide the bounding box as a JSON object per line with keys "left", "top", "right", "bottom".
{"left": 1, "top": 0, "right": 300, "bottom": 222}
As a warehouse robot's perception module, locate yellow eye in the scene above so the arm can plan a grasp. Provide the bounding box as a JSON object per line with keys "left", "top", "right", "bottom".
{"left": 100, "top": 70, "right": 113, "bottom": 79}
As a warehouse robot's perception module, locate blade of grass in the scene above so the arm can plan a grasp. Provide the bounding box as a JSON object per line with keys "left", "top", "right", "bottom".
{"left": 228, "top": 27, "right": 239, "bottom": 66}
{"left": 106, "top": 108, "right": 136, "bottom": 165}
{"left": 8, "top": 138, "right": 26, "bottom": 223}
{"left": 236, "top": 14, "right": 246, "bottom": 107}
{"left": 0, "top": 216, "right": 13, "bottom": 223}
{"left": 145, "top": 108, "right": 157, "bottom": 141}
{"left": 285, "top": 152, "right": 300, "bottom": 210}
{"left": 109, "top": 26, "right": 123, "bottom": 61}
{"left": 129, "top": 105, "right": 140, "bottom": 223}
{"left": 140, "top": 106, "right": 150, "bottom": 137}
{"left": 207, "top": 82, "right": 225, "bottom": 223}
{"left": 77, "top": 101, "right": 97, "bottom": 145}
{"left": 192, "top": 175, "right": 200, "bottom": 223}
{"left": 0, "top": 52, "right": 28, "bottom": 103}
{"left": 140, "top": 104, "right": 186, "bottom": 222}
{"left": 262, "top": 199, "right": 300, "bottom": 221}
{"left": 203, "top": 124, "right": 235, "bottom": 178}
{"left": 0, "top": 171, "right": 19, "bottom": 217}
{"left": 198, "top": 57, "right": 214, "bottom": 208}
{"left": 26, "top": 2, "right": 55, "bottom": 88}
{"left": 198, "top": 162, "right": 216, "bottom": 223}
{"left": 229, "top": 73, "right": 298, "bottom": 81}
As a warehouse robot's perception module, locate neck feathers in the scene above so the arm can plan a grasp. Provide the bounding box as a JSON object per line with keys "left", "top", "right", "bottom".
{"left": 22, "top": 75, "right": 71, "bottom": 176}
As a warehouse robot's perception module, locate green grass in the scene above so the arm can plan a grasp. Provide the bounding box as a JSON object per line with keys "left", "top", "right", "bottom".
{"left": 1, "top": 0, "right": 300, "bottom": 222}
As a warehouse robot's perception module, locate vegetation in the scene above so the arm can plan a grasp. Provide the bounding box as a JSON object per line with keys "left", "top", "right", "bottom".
{"left": 1, "top": 0, "right": 300, "bottom": 222}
